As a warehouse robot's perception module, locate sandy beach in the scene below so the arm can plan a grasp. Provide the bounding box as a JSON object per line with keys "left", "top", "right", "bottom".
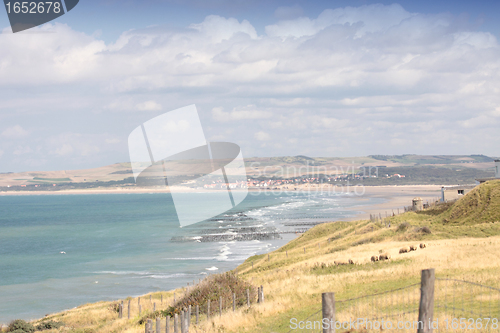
{"left": 343, "top": 185, "right": 443, "bottom": 220}
{"left": 0, "top": 184, "right": 443, "bottom": 222}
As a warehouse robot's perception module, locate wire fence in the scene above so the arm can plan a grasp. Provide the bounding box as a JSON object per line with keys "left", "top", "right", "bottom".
{"left": 135, "top": 285, "right": 263, "bottom": 333}
{"left": 433, "top": 278, "right": 500, "bottom": 332}
{"left": 287, "top": 270, "right": 500, "bottom": 332}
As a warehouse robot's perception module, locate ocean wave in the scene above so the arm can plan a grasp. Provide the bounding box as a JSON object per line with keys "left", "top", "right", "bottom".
{"left": 96, "top": 271, "right": 194, "bottom": 279}
{"left": 205, "top": 266, "right": 218, "bottom": 271}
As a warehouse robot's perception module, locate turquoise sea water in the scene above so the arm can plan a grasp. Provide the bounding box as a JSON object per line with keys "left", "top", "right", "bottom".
{"left": 0, "top": 191, "right": 382, "bottom": 323}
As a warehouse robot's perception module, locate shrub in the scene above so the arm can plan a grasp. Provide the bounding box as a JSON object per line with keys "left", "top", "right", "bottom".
{"left": 108, "top": 302, "right": 120, "bottom": 313}
{"left": 8, "top": 319, "right": 35, "bottom": 333}
{"left": 416, "top": 226, "right": 432, "bottom": 234}
{"left": 139, "top": 272, "right": 256, "bottom": 324}
{"left": 397, "top": 222, "right": 410, "bottom": 232}
{"left": 36, "top": 320, "right": 64, "bottom": 331}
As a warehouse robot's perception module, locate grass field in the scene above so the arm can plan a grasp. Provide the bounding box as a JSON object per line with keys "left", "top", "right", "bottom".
{"left": 5, "top": 180, "right": 500, "bottom": 333}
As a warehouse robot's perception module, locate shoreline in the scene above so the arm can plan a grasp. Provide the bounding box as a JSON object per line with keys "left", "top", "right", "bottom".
{"left": 0, "top": 183, "right": 445, "bottom": 195}
{"left": 0, "top": 185, "right": 444, "bottom": 220}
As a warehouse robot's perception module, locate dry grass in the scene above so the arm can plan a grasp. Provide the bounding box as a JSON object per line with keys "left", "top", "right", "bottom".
{"left": 23, "top": 232, "right": 500, "bottom": 333}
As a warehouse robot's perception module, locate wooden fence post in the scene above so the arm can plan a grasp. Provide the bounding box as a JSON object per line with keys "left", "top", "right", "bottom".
{"left": 154, "top": 302, "right": 156, "bottom": 312}
{"left": 188, "top": 304, "right": 191, "bottom": 326}
{"left": 180, "top": 310, "right": 186, "bottom": 333}
{"left": 261, "top": 286, "right": 264, "bottom": 303}
{"left": 184, "top": 309, "right": 190, "bottom": 333}
{"left": 166, "top": 316, "right": 170, "bottom": 333}
{"left": 418, "top": 268, "right": 436, "bottom": 333}
{"left": 207, "top": 299, "right": 210, "bottom": 321}
{"left": 247, "top": 288, "right": 250, "bottom": 307}
{"left": 196, "top": 305, "right": 199, "bottom": 324}
{"left": 268, "top": 254, "right": 270, "bottom": 261}
{"left": 257, "top": 286, "right": 261, "bottom": 303}
{"left": 322, "top": 292, "right": 335, "bottom": 333}
{"left": 174, "top": 313, "right": 178, "bottom": 333}
{"left": 139, "top": 304, "right": 142, "bottom": 314}
{"left": 128, "top": 299, "right": 131, "bottom": 319}
{"left": 145, "top": 319, "right": 151, "bottom": 333}
{"left": 233, "top": 293, "right": 236, "bottom": 312}
{"left": 156, "top": 318, "right": 161, "bottom": 333}
{"left": 119, "top": 303, "right": 123, "bottom": 318}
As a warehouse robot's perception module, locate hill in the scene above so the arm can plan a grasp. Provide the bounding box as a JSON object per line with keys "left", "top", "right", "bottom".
{"left": 0, "top": 155, "right": 496, "bottom": 191}
{"left": 442, "top": 180, "right": 500, "bottom": 224}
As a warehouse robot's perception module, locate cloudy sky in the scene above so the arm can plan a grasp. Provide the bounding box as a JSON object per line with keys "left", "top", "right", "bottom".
{"left": 1, "top": 0, "right": 500, "bottom": 172}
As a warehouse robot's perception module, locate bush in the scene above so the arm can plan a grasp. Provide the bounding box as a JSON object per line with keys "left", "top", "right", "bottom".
{"left": 36, "top": 320, "right": 64, "bottom": 331}
{"left": 416, "top": 226, "right": 432, "bottom": 234}
{"left": 8, "top": 319, "right": 35, "bottom": 333}
{"left": 139, "top": 272, "right": 256, "bottom": 324}
{"left": 108, "top": 302, "right": 120, "bottom": 313}
{"left": 397, "top": 222, "right": 411, "bottom": 232}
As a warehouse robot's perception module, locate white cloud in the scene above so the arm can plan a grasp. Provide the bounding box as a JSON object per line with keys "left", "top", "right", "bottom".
{"left": 1, "top": 125, "right": 29, "bottom": 138}
{"left": 136, "top": 100, "right": 162, "bottom": 111}
{"left": 105, "top": 138, "right": 120, "bottom": 144}
{"left": 212, "top": 106, "right": 272, "bottom": 121}
{"left": 54, "top": 144, "right": 74, "bottom": 156}
{"left": 189, "top": 15, "right": 258, "bottom": 42}
{"left": 1, "top": 4, "right": 500, "bottom": 171}
{"left": 266, "top": 4, "right": 412, "bottom": 38}
{"left": 47, "top": 133, "right": 101, "bottom": 158}
{"left": 13, "top": 146, "right": 33, "bottom": 155}
{"left": 255, "top": 131, "right": 270, "bottom": 141}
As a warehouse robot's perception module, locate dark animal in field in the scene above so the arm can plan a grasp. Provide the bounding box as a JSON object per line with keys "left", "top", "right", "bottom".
{"left": 399, "top": 246, "right": 410, "bottom": 254}
{"left": 379, "top": 253, "right": 391, "bottom": 260}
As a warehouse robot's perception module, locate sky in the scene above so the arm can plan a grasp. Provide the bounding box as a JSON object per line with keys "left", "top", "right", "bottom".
{"left": 1, "top": 0, "right": 500, "bottom": 172}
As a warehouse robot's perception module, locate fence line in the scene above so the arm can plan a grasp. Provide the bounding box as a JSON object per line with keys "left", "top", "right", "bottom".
{"left": 132, "top": 284, "right": 264, "bottom": 333}
{"left": 287, "top": 269, "right": 500, "bottom": 332}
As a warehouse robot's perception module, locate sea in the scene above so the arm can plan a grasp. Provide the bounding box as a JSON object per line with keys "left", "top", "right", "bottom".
{"left": 0, "top": 190, "right": 383, "bottom": 323}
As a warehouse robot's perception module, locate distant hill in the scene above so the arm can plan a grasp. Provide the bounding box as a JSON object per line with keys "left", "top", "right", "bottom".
{"left": 0, "top": 155, "right": 496, "bottom": 190}
{"left": 368, "top": 154, "right": 495, "bottom": 164}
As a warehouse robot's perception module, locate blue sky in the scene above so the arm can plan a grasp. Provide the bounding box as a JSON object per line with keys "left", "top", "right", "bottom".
{"left": 1, "top": 0, "right": 500, "bottom": 172}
